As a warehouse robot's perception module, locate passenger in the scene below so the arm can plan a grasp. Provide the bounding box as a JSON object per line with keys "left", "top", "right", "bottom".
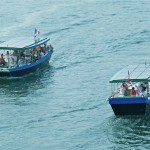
{"left": 122, "top": 83, "right": 130, "bottom": 96}
{"left": 12, "top": 51, "right": 18, "bottom": 65}
{"left": 47, "top": 45, "right": 50, "bottom": 51}
{"left": 18, "top": 58, "right": 24, "bottom": 67}
{"left": 10, "top": 57, "right": 15, "bottom": 68}
{"left": 33, "top": 51, "right": 38, "bottom": 61}
{"left": 25, "top": 49, "right": 31, "bottom": 64}
{"left": 5, "top": 51, "right": 10, "bottom": 67}
{"left": 0, "top": 53, "right": 6, "bottom": 66}
{"left": 135, "top": 83, "right": 142, "bottom": 95}
{"left": 49, "top": 44, "right": 53, "bottom": 49}
{"left": 145, "top": 82, "right": 149, "bottom": 94}
{"left": 140, "top": 83, "right": 146, "bottom": 92}
{"left": 40, "top": 50, "right": 44, "bottom": 58}
{"left": 20, "top": 51, "right": 25, "bottom": 59}
{"left": 41, "top": 47, "right": 46, "bottom": 55}
{"left": 30, "top": 49, "right": 34, "bottom": 62}
{"left": 44, "top": 43, "right": 47, "bottom": 53}
{"left": 5, "top": 51, "right": 9, "bottom": 61}
{"left": 130, "top": 87, "right": 136, "bottom": 97}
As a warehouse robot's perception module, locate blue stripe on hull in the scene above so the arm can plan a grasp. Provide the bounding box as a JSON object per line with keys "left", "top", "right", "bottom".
{"left": 109, "top": 97, "right": 147, "bottom": 104}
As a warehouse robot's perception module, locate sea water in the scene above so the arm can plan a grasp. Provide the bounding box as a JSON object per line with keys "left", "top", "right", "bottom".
{"left": 0, "top": 0, "right": 150, "bottom": 149}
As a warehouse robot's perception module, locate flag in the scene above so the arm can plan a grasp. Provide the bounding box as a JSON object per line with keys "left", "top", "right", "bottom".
{"left": 128, "top": 70, "right": 130, "bottom": 79}
{"left": 34, "top": 28, "right": 40, "bottom": 35}
{"left": 34, "top": 28, "right": 40, "bottom": 42}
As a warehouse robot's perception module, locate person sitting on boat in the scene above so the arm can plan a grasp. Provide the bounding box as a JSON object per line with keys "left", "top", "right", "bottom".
{"left": 0, "top": 53, "right": 6, "bottom": 66}
{"left": 18, "top": 58, "right": 25, "bottom": 67}
{"left": 10, "top": 57, "right": 16, "bottom": 68}
{"left": 47, "top": 44, "right": 53, "bottom": 51}
{"left": 135, "top": 83, "right": 142, "bottom": 96}
{"left": 20, "top": 51, "right": 25, "bottom": 59}
{"left": 141, "top": 83, "right": 146, "bottom": 92}
{"left": 121, "top": 83, "right": 130, "bottom": 96}
{"left": 145, "top": 82, "right": 149, "bottom": 94}
{"left": 40, "top": 50, "right": 44, "bottom": 58}
{"left": 130, "top": 87, "right": 136, "bottom": 97}
{"left": 5, "top": 51, "right": 10, "bottom": 67}
{"left": 25, "top": 49, "right": 31, "bottom": 64}
{"left": 43, "top": 43, "right": 47, "bottom": 54}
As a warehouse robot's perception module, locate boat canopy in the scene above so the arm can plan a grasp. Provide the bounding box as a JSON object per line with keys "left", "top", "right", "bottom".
{"left": 110, "top": 64, "right": 150, "bottom": 83}
{"left": 0, "top": 37, "right": 50, "bottom": 51}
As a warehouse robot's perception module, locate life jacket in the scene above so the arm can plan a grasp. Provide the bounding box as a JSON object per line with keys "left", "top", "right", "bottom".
{"left": 37, "top": 45, "right": 41, "bottom": 51}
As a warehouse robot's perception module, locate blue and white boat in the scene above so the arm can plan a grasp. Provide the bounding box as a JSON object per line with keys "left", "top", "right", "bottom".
{"left": 108, "top": 64, "right": 150, "bottom": 115}
{"left": 0, "top": 37, "right": 53, "bottom": 77}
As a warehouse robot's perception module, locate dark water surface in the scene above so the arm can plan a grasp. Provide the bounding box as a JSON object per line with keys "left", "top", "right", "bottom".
{"left": 1, "top": 0, "right": 150, "bottom": 149}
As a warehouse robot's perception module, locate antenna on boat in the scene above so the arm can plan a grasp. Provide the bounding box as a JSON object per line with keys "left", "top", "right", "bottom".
{"left": 128, "top": 70, "right": 130, "bottom": 79}
{"left": 127, "top": 70, "right": 132, "bottom": 85}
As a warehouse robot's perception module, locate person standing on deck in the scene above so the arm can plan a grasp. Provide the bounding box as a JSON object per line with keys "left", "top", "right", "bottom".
{"left": 5, "top": 51, "right": 10, "bottom": 67}
{"left": 0, "top": 53, "right": 5, "bottom": 66}
{"left": 121, "top": 83, "right": 130, "bottom": 96}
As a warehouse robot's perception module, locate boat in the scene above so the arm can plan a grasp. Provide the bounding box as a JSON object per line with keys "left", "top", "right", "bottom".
{"left": 0, "top": 37, "right": 53, "bottom": 77}
{"left": 108, "top": 64, "right": 150, "bottom": 115}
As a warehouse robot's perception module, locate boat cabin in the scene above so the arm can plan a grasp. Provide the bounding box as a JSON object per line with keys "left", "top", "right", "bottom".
{"left": 109, "top": 64, "right": 150, "bottom": 98}
{"left": 0, "top": 37, "right": 52, "bottom": 68}
{"left": 0, "top": 37, "right": 53, "bottom": 77}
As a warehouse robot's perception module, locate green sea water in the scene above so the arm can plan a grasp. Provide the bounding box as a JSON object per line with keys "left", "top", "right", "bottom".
{"left": 1, "top": 0, "right": 150, "bottom": 149}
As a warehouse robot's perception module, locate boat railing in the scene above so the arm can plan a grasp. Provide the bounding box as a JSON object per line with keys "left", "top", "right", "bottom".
{"left": 0, "top": 43, "right": 53, "bottom": 69}
{"left": 110, "top": 91, "right": 148, "bottom": 99}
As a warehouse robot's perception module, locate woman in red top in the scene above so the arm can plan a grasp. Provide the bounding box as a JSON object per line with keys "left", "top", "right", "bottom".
{"left": 130, "top": 87, "right": 136, "bottom": 97}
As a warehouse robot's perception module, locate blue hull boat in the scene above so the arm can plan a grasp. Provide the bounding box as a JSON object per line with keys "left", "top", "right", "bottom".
{"left": 0, "top": 37, "right": 53, "bottom": 77}
{"left": 108, "top": 64, "right": 150, "bottom": 115}
{"left": 109, "top": 97, "right": 147, "bottom": 115}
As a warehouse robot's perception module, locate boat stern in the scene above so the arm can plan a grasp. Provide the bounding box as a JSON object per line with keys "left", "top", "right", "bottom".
{"left": 108, "top": 96, "right": 147, "bottom": 115}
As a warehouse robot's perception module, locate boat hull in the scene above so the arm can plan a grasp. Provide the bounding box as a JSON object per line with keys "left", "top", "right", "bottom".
{"left": 0, "top": 49, "right": 53, "bottom": 77}
{"left": 110, "top": 104, "right": 146, "bottom": 115}
{"left": 109, "top": 97, "right": 147, "bottom": 115}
